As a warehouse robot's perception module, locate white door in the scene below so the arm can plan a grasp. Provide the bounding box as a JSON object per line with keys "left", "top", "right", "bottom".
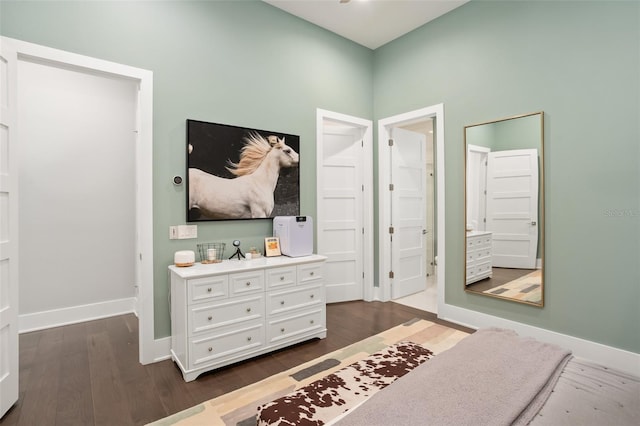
{"left": 0, "top": 38, "right": 19, "bottom": 418}
{"left": 486, "top": 149, "right": 539, "bottom": 269}
{"left": 318, "top": 124, "right": 364, "bottom": 302}
{"left": 391, "top": 127, "right": 428, "bottom": 299}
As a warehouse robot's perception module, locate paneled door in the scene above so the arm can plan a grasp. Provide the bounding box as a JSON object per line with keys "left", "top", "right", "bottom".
{"left": 317, "top": 124, "right": 365, "bottom": 303}
{"left": 391, "top": 127, "right": 428, "bottom": 299}
{"left": 0, "top": 38, "right": 19, "bottom": 419}
{"left": 486, "top": 148, "right": 539, "bottom": 269}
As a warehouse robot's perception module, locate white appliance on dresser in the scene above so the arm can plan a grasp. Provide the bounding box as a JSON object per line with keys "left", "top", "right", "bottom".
{"left": 466, "top": 231, "right": 493, "bottom": 285}
{"left": 169, "top": 255, "right": 327, "bottom": 382}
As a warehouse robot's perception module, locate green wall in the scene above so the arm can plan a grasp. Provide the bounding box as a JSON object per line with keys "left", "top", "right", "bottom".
{"left": 3, "top": 0, "right": 638, "bottom": 354}
{"left": 374, "top": 0, "right": 639, "bottom": 353}
{"left": 466, "top": 114, "right": 541, "bottom": 151}
{"left": 0, "top": 0, "right": 374, "bottom": 338}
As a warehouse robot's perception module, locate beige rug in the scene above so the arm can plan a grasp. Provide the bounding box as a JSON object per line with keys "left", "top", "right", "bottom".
{"left": 483, "top": 269, "right": 542, "bottom": 303}
{"left": 148, "top": 319, "right": 469, "bottom": 426}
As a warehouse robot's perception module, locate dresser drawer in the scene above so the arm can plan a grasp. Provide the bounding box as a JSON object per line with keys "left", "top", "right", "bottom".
{"left": 190, "top": 294, "right": 264, "bottom": 335}
{"left": 466, "top": 250, "right": 476, "bottom": 263}
{"left": 467, "top": 234, "right": 492, "bottom": 248}
{"left": 266, "top": 308, "right": 324, "bottom": 345}
{"left": 266, "top": 284, "right": 323, "bottom": 316}
{"left": 188, "top": 275, "right": 229, "bottom": 304}
{"left": 476, "top": 235, "right": 492, "bottom": 249}
{"left": 190, "top": 321, "right": 263, "bottom": 367}
{"left": 475, "top": 248, "right": 492, "bottom": 262}
{"left": 298, "top": 263, "right": 323, "bottom": 286}
{"left": 466, "top": 264, "right": 477, "bottom": 280}
{"left": 475, "top": 261, "right": 492, "bottom": 278}
{"left": 466, "top": 236, "right": 477, "bottom": 249}
{"left": 229, "top": 270, "right": 264, "bottom": 296}
{"left": 266, "top": 266, "right": 296, "bottom": 290}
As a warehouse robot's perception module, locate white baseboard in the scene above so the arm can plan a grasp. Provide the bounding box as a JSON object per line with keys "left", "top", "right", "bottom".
{"left": 19, "top": 297, "right": 136, "bottom": 333}
{"left": 153, "top": 336, "right": 172, "bottom": 362}
{"left": 439, "top": 303, "right": 640, "bottom": 377}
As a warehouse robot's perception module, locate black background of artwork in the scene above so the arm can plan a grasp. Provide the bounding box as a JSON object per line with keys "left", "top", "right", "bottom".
{"left": 186, "top": 119, "right": 300, "bottom": 221}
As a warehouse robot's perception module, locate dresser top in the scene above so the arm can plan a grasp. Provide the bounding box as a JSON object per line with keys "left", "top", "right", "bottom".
{"left": 466, "top": 230, "right": 493, "bottom": 237}
{"left": 169, "top": 254, "right": 327, "bottom": 279}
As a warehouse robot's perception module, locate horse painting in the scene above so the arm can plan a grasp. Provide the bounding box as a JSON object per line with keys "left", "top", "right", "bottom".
{"left": 188, "top": 132, "right": 299, "bottom": 220}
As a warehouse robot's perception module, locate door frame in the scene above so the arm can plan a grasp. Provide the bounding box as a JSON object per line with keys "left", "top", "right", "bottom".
{"left": 5, "top": 37, "right": 155, "bottom": 364}
{"left": 316, "top": 109, "right": 374, "bottom": 301}
{"left": 377, "top": 104, "right": 444, "bottom": 304}
{"left": 466, "top": 144, "right": 490, "bottom": 232}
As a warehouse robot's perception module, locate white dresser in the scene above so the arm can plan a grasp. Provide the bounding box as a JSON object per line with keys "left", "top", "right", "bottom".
{"left": 169, "top": 255, "right": 327, "bottom": 381}
{"left": 466, "top": 231, "right": 493, "bottom": 285}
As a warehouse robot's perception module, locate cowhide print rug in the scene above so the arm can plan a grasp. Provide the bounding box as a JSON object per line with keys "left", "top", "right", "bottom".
{"left": 257, "top": 341, "right": 433, "bottom": 425}
{"left": 147, "top": 319, "right": 468, "bottom": 426}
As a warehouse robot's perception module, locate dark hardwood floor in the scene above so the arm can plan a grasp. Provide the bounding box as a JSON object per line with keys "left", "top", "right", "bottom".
{"left": 465, "top": 267, "right": 533, "bottom": 292}
{"left": 1, "top": 301, "right": 472, "bottom": 426}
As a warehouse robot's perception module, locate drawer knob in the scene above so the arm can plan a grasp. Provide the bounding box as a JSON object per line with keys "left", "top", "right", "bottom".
{"left": 280, "top": 300, "right": 285, "bottom": 305}
{"left": 310, "top": 319, "right": 315, "bottom": 324}
{"left": 246, "top": 307, "right": 251, "bottom": 313}
{"left": 208, "top": 316, "right": 212, "bottom": 321}
{"left": 310, "top": 294, "right": 314, "bottom": 298}
{"left": 310, "top": 271, "right": 314, "bottom": 276}
{"left": 207, "top": 287, "right": 212, "bottom": 293}
{"left": 280, "top": 328, "right": 285, "bottom": 333}
{"left": 208, "top": 347, "right": 213, "bottom": 352}
{"left": 280, "top": 276, "right": 284, "bottom": 281}
{"left": 246, "top": 282, "right": 251, "bottom": 286}
{"left": 247, "top": 336, "right": 252, "bottom": 341}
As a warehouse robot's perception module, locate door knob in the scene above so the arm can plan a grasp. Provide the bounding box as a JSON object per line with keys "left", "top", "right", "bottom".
{"left": 422, "top": 229, "right": 427, "bottom": 234}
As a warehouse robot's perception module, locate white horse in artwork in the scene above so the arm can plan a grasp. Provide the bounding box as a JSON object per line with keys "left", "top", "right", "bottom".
{"left": 189, "top": 133, "right": 299, "bottom": 219}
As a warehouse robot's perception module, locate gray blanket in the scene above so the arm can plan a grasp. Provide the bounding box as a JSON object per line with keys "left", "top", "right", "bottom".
{"left": 335, "top": 328, "right": 572, "bottom": 426}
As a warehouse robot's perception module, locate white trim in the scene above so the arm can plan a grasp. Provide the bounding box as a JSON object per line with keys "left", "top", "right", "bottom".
{"left": 153, "top": 337, "right": 173, "bottom": 362}
{"left": 19, "top": 298, "right": 136, "bottom": 333}
{"left": 439, "top": 304, "right": 640, "bottom": 376}
{"left": 4, "top": 37, "right": 155, "bottom": 364}
{"left": 316, "top": 109, "right": 374, "bottom": 301}
{"left": 377, "top": 104, "right": 445, "bottom": 305}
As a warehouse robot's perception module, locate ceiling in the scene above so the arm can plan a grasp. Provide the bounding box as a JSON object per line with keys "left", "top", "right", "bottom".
{"left": 263, "top": 0, "right": 469, "bottom": 50}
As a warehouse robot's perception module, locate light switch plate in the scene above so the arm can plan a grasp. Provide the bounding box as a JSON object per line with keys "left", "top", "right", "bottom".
{"left": 178, "top": 224, "right": 198, "bottom": 239}
{"left": 169, "top": 225, "right": 197, "bottom": 239}
{"left": 169, "top": 226, "right": 178, "bottom": 239}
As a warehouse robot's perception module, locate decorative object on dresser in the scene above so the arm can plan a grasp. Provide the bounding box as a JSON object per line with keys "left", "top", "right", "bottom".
{"left": 229, "top": 239, "right": 245, "bottom": 260}
{"left": 173, "top": 250, "right": 195, "bottom": 267}
{"left": 465, "top": 231, "right": 492, "bottom": 285}
{"left": 264, "top": 237, "right": 281, "bottom": 257}
{"left": 169, "top": 254, "right": 327, "bottom": 382}
{"left": 273, "top": 216, "right": 314, "bottom": 257}
{"left": 196, "top": 242, "right": 225, "bottom": 264}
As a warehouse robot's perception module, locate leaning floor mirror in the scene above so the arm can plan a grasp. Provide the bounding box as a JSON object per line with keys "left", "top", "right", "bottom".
{"left": 464, "top": 111, "right": 544, "bottom": 307}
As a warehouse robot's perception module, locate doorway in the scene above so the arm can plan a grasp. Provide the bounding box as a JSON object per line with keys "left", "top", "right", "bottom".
{"left": 2, "top": 37, "right": 154, "bottom": 368}
{"left": 18, "top": 58, "right": 138, "bottom": 328}
{"left": 316, "top": 109, "right": 373, "bottom": 303}
{"left": 378, "top": 105, "right": 445, "bottom": 313}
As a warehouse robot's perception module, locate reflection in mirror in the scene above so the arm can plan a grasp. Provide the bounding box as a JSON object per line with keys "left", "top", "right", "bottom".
{"left": 464, "top": 112, "right": 544, "bottom": 307}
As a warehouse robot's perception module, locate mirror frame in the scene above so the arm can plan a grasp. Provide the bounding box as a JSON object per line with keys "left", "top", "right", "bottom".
{"left": 463, "top": 111, "right": 545, "bottom": 307}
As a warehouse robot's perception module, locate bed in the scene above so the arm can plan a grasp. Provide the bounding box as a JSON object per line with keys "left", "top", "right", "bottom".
{"left": 257, "top": 328, "right": 640, "bottom": 425}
